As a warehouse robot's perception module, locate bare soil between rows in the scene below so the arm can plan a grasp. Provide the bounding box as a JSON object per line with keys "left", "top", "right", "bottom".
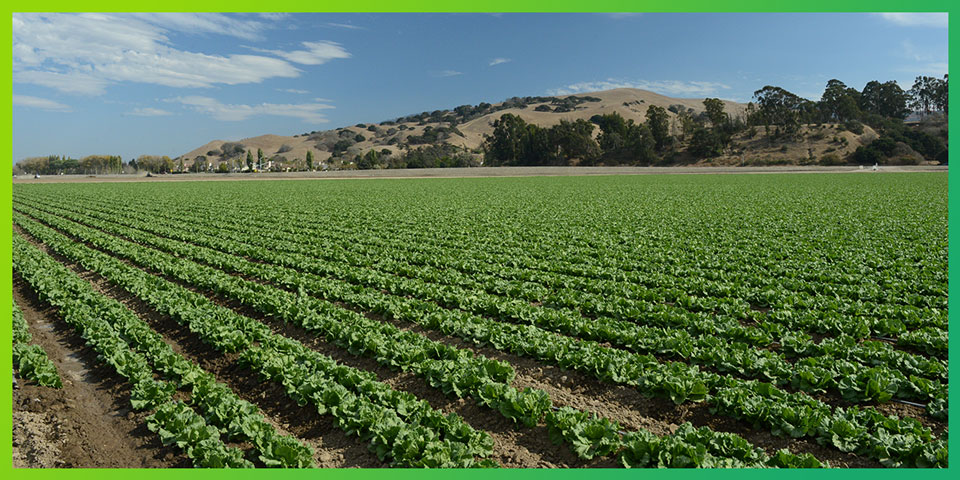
{"left": 12, "top": 277, "right": 189, "bottom": 468}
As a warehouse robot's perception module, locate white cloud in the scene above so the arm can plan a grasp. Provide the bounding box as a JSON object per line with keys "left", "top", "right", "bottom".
{"left": 251, "top": 41, "right": 351, "bottom": 65}
{"left": 14, "top": 70, "right": 110, "bottom": 95}
{"left": 172, "top": 96, "right": 335, "bottom": 123}
{"left": 326, "top": 22, "right": 365, "bottom": 30}
{"left": 13, "top": 94, "right": 72, "bottom": 112}
{"left": 547, "top": 79, "right": 731, "bottom": 97}
{"left": 277, "top": 88, "right": 309, "bottom": 94}
{"left": 259, "top": 13, "right": 291, "bottom": 22}
{"left": 489, "top": 58, "right": 511, "bottom": 66}
{"left": 12, "top": 13, "right": 310, "bottom": 95}
{"left": 129, "top": 13, "right": 269, "bottom": 40}
{"left": 125, "top": 107, "right": 173, "bottom": 116}
{"left": 438, "top": 70, "right": 463, "bottom": 77}
{"left": 877, "top": 13, "right": 948, "bottom": 28}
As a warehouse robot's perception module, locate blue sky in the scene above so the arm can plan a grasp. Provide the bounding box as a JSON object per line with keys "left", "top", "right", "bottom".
{"left": 11, "top": 12, "right": 949, "bottom": 162}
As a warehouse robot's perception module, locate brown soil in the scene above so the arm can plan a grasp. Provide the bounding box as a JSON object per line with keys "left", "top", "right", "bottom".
{"left": 12, "top": 278, "right": 188, "bottom": 468}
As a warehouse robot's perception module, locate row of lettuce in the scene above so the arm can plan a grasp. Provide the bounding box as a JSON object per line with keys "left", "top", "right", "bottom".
{"left": 15, "top": 236, "right": 275, "bottom": 467}
{"left": 11, "top": 203, "right": 947, "bottom": 467}
{"left": 14, "top": 197, "right": 947, "bottom": 416}
{"left": 12, "top": 219, "right": 832, "bottom": 468}
{"left": 13, "top": 300, "right": 62, "bottom": 388}
{"left": 30, "top": 188, "right": 946, "bottom": 344}
{"left": 15, "top": 214, "right": 836, "bottom": 468}
{"left": 19, "top": 189, "right": 946, "bottom": 361}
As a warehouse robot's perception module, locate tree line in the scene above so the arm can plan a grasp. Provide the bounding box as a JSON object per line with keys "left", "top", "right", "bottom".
{"left": 482, "top": 75, "right": 947, "bottom": 166}
{"left": 14, "top": 155, "right": 124, "bottom": 175}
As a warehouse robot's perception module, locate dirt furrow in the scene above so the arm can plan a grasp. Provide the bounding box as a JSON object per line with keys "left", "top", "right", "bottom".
{"left": 12, "top": 277, "right": 188, "bottom": 468}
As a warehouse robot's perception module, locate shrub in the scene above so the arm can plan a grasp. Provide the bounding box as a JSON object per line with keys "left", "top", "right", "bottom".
{"left": 219, "top": 142, "right": 245, "bottom": 157}
{"left": 841, "top": 120, "right": 864, "bottom": 135}
{"left": 819, "top": 153, "right": 845, "bottom": 166}
{"left": 276, "top": 144, "right": 293, "bottom": 154}
{"left": 894, "top": 156, "right": 921, "bottom": 165}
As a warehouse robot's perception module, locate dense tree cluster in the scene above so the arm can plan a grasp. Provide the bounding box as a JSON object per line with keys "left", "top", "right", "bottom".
{"left": 218, "top": 142, "right": 246, "bottom": 158}
{"left": 14, "top": 155, "right": 124, "bottom": 175}
{"left": 484, "top": 114, "right": 603, "bottom": 166}
{"left": 131, "top": 155, "right": 175, "bottom": 173}
{"left": 352, "top": 144, "right": 479, "bottom": 170}
{"left": 908, "top": 75, "right": 949, "bottom": 119}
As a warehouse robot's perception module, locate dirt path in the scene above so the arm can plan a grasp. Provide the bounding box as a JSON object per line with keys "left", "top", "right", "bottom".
{"left": 12, "top": 278, "right": 188, "bottom": 468}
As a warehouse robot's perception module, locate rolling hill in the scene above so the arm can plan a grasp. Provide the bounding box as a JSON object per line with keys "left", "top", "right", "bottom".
{"left": 179, "top": 88, "right": 883, "bottom": 168}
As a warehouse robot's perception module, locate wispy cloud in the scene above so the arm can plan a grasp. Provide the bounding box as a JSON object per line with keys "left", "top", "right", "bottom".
{"left": 125, "top": 107, "right": 173, "bottom": 117}
{"left": 14, "top": 70, "right": 110, "bottom": 95}
{"left": 250, "top": 40, "right": 351, "bottom": 65}
{"left": 900, "top": 39, "right": 939, "bottom": 62}
{"left": 277, "top": 88, "right": 309, "bottom": 94}
{"left": 13, "top": 13, "right": 303, "bottom": 95}
{"left": 259, "top": 13, "right": 291, "bottom": 22}
{"left": 547, "top": 78, "right": 731, "bottom": 97}
{"left": 171, "top": 96, "right": 335, "bottom": 123}
{"left": 326, "top": 22, "right": 365, "bottom": 30}
{"left": 897, "top": 40, "right": 948, "bottom": 77}
{"left": 876, "top": 12, "right": 948, "bottom": 28}
{"left": 437, "top": 70, "right": 463, "bottom": 77}
{"left": 897, "top": 63, "right": 949, "bottom": 77}
{"left": 128, "top": 13, "right": 270, "bottom": 40}
{"left": 13, "top": 94, "right": 72, "bottom": 112}
{"left": 488, "top": 57, "right": 511, "bottom": 66}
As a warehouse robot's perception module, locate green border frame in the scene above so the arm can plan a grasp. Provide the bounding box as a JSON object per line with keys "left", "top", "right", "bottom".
{"left": 3, "top": 3, "right": 954, "bottom": 477}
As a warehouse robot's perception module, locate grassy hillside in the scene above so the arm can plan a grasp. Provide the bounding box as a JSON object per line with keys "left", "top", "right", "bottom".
{"left": 178, "top": 88, "right": 939, "bottom": 171}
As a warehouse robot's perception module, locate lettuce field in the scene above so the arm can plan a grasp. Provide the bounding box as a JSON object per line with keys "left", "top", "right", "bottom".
{"left": 11, "top": 173, "right": 948, "bottom": 468}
